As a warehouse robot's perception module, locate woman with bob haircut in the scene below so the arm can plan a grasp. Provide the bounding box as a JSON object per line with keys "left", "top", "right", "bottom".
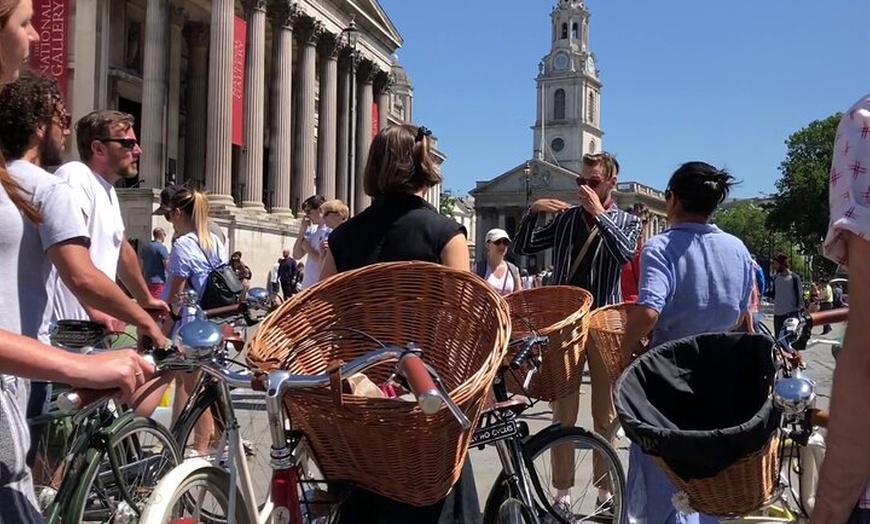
{"left": 320, "top": 124, "right": 479, "bottom": 523}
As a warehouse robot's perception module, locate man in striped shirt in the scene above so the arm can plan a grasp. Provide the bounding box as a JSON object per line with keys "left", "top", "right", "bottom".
{"left": 514, "top": 152, "right": 641, "bottom": 511}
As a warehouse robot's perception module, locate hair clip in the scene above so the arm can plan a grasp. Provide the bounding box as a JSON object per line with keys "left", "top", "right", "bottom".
{"left": 415, "top": 126, "right": 432, "bottom": 142}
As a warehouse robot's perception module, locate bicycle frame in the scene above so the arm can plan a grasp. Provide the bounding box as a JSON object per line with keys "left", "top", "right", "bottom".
{"left": 41, "top": 405, "right": 140, "bottom": 523}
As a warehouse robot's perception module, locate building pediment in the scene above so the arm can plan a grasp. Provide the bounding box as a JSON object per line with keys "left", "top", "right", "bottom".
{"left": 471, "top": 159, "right": 579, "bottom": 196}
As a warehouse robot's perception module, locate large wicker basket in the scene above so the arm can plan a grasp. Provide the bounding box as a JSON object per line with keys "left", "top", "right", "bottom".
{"left": 503, "top": 286, "right": 593, "bottom": 401}
{"left": 246, "top": 262, "right": 511, "bottom": 506}
{"left": 587, "top": 303, "right": 629, "bottom": 384}
{"left": 654, "top": 434, "right": 781, "bottom": 516}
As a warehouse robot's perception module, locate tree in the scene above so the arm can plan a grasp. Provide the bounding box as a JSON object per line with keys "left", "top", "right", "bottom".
{"left": 713, "top": 201, "right": 773, "bottom": 258}
{"left": 439, "top": 191, "right": 457, "bottom": 218}
{"left": 766, "top": 113, "right": 841, "bottom": 277}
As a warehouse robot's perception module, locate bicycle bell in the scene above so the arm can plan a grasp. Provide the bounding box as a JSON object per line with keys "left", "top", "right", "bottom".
{"left": 245, "top": 286, "right": 270, "bottom": 320}
{"left": 176, "top": 319, "right": 224, "bottom": 361}
{"left": 773, "top": 373, "right": 816, "bottom": 415}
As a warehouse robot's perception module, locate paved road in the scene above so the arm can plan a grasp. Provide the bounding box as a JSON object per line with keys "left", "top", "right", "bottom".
{"left": 226, "top": 313, "right": 845, "bottom": 512}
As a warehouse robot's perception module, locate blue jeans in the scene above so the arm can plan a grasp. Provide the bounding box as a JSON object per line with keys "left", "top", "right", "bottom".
{"left": 627, "top": 444, "right": 720, "bottom": 524}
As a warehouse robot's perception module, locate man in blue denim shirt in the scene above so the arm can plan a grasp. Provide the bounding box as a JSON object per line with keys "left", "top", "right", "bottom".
{"left": 620, "top": 162, "right": 754, "bottom": 524}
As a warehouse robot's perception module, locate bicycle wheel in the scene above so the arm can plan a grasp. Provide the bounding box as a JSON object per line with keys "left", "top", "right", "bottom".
{"left": 66, "top": 416, "right": 181, "bottom": 523}
{"left": 139, "top": 463, "right": 253, "bottom": 524}
{"left": 483, "top": 426, "right": 626, "bottom": 524}
{"left": 174, "top": 376, "right": 275, "bottom": 509}
{"left": 498, "top": 497, "right": 536, "bottom": 524}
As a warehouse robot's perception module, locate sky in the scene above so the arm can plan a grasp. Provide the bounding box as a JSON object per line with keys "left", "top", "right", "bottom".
{"left": 376, "top": 0, "right": 870, "bottom": 199}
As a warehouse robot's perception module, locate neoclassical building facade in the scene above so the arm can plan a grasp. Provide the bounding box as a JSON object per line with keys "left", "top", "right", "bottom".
{"left": 470, "top": 0, "right": 666, "bottom": 271}
{"left": 37, "top": 0, "right": 437, "bottom": 280}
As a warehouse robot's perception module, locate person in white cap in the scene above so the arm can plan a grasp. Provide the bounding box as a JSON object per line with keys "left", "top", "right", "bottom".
{"left": 475, "top": 228, "right": 522, "bottom": 295}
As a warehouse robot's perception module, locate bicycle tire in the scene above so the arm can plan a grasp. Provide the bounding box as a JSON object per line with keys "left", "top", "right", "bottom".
{"left": 173, "top": 376, "right": 275, "bottom": 509}
{"left": 66, "top": 416, "right": 181, "bottom": 523}
{"left": 139, "top": 463, "right": 253, "bottom": 524}
{"left": 482, "top": 425, "right": 627, "bottom": 524}
{"left": 497, "top": 497, "right": 536, "bottom": 524}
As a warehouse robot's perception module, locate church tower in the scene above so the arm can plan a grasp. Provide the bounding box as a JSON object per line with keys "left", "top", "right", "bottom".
{"left": 532, "top": 0, "right": 603, "bottom": 173}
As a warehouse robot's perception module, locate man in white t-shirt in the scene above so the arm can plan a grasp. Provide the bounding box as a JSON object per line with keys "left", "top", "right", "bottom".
{"left": 51, "top": 110, "right": 169, "bottom": 330}
{"left": 293, "top": 195, "right": 332, "bottom": 289}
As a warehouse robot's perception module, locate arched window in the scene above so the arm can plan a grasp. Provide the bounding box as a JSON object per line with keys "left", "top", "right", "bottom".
{"left": 572, "top": 22, "right": 579, "bottom": 40}
{"left": 588, "top": 139, "right": 596, "bottom": 154}
{"left": 561, "top": 23, "right": 568, "bottom": 39}
{"left": 553, "top": 89, "right": 566, "bottom": 120}
{"left": 587, "top": 91, "right": 595, "bottom": 123}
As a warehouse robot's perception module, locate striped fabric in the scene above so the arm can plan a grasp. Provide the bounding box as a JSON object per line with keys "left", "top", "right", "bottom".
{"left": 514, "top": 204, "right": 642, "bottom": 308}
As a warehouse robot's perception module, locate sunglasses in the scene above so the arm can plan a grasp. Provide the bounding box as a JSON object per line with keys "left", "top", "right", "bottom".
{"left": 576, "top": 178, "right": 601, "bottom": 188}
{"left": 490, "top": 239, "right": 510, "bottom": 246}
{"left": 99, "top": 137, "right": 139, "bottom": 150}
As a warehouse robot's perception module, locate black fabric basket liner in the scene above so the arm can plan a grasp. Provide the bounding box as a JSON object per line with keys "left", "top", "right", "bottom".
{"left": 615, "top": 332, "right": 780, "bottom": 481}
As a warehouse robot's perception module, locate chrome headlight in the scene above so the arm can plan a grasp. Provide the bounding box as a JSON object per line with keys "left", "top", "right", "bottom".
{"left": 245, "top": 287, "right": 271, "bottom": 321}
{"left": 176, "top": 320, "right": 224, "bottom": 361}
{"left": 773, "top": 376, "right": 816, "bottom": 415}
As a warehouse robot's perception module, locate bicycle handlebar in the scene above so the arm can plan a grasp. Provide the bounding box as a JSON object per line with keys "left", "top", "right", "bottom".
{"left": 509, "top": 335, "right": 548, "bottom": 369}
{"left": 252, "top": 346, "right": 471, "bottom": 428}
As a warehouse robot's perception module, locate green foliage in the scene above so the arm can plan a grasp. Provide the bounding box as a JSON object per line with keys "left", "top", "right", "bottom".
{"left": 766, "top": 113, "right": 840, "bottom": 248}
{"left": 713, "top": 201, "right": 773, "bottom": 258}
{"left": 766, "top": 113, "right": 842, "bottom": 278}
{"left": 439, "top": 192, "right": 457, "bottom": 218}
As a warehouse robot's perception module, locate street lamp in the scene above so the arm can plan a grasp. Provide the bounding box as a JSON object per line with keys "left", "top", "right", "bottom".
{"left": 523, "top": 160, "right": 532, "bottom": 208}
{"left": 341, "top": 17, "right": 359, "bottom": 212}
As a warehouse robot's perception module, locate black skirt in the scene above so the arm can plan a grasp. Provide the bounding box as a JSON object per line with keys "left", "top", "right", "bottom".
{"left": 333, "top": 458, "right": 481, "bottom": 524}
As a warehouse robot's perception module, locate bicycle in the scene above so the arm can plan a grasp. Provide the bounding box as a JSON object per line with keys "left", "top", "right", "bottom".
{"left": 63, "top": 318, "right": 468, "bottom": 524}
{"left": 479, "top": 334, "right": 627, "bottom": 524}
{"left": 30, "top": 321, "right": 181, "bottom": 524}
{"left": 715, "top": 307, "right": 847, "bottom": 523}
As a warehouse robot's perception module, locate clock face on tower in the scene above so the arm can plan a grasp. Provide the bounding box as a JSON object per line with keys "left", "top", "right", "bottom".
{"left": 585, "top": 55, "right": 595, "bottom": 74}
{"left": 553, "top": 53, "right": 569, "bottom": 71}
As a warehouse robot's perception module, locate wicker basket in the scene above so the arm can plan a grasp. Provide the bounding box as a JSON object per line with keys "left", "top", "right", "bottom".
{"left": 503, "top": 286, "right": 593, "bottom": 401}
{"left": 246, "top": 261, "right": 511, "bottom": 506}
{"left": 587, "top": 303, "right": 629, "bottom": 384}
{"left": 653, "top": 433, "right": 781, "bottom": 517}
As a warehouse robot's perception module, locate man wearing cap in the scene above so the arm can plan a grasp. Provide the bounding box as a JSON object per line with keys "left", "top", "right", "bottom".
{"left": 514, "top": 152, "right": 641, "bottom": 513}
{"left": 770, "top": 253, "right": 804, "bottom": 337}
{"left": 50, "top": 110, "right": 169, "bottom": 331}
{"left": 154, "top": 185, "right": 226, "bottom": 245}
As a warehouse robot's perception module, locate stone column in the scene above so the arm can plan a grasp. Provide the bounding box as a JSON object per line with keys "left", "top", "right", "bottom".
{"left": 167, "top": 7, "right": 185, "bottom": 183}
{"left": 205, "top": 0, "right": 235, "bottom": 205}
{"left": 354, "top": 60, "right": 376, "bottom": 213}
{"left": 498, "top": 210, "right": 506, "bottom": 229}
{"left": 72, "top": 0, "right": 98, "bottom": 136}
{"left": 316, "top": 32, "right": 340, "bottom": 200}
{"left": 139, "top": 0, "right": 169, "bottom": 189}
{"left": 335, "top": 48, "right": 352, "bottom": 204}
{"left": 241, "top": 0, "right": 267, "bottom": 211}
{"left": 183, "top": 22, "right": 209, "bottom": 187}
{"left": 293, "top": 16, "right": 320, "bottom": 213}
{"left": 267, "top": 0, "right": 299, "bottom": 215}
{"left": 374, "top": 70, "right": 391, "bottom": 132}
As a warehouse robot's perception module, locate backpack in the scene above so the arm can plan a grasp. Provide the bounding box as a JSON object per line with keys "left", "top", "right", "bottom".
{"left": 194, "top": 239, "right": 244, "bottom": 310}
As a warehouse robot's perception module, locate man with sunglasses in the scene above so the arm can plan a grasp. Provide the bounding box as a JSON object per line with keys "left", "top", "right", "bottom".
{"left": 50, "top": 110, "right": 169, "bottom": 333}
{"left": 514, "top": 152, "right": 641, "bottom": 514}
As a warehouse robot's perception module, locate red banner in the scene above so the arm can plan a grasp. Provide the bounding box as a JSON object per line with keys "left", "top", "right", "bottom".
{"left": 371, "top": 102, "right": 379, "bottom": 137}
{"left": 30, "top": 0, "right": 69, "bottom": 98}
{"left": 232, "top": 16, "right": 247, "bottom": 146}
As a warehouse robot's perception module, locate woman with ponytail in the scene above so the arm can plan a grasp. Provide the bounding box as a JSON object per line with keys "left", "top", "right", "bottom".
{"left": 619, "top": 162, "right": 755, "bottom": 524}
{"left": 160, "top": 186, "right": 227, "bottom": 455}
{"left": 0, "top": 0, "right": 155, "bottom": 519}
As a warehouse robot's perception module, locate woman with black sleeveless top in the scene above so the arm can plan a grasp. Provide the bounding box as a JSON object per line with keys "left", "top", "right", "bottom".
{"left": 320, "top": 124, "right": 479, "bottom": 524}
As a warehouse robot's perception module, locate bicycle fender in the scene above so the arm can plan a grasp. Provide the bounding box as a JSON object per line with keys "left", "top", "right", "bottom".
{"left": 141, "top": 458, "right": 217, "bottom": 509}
{"left": 527, "top": 423, "right": 596, "bottom": 443}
